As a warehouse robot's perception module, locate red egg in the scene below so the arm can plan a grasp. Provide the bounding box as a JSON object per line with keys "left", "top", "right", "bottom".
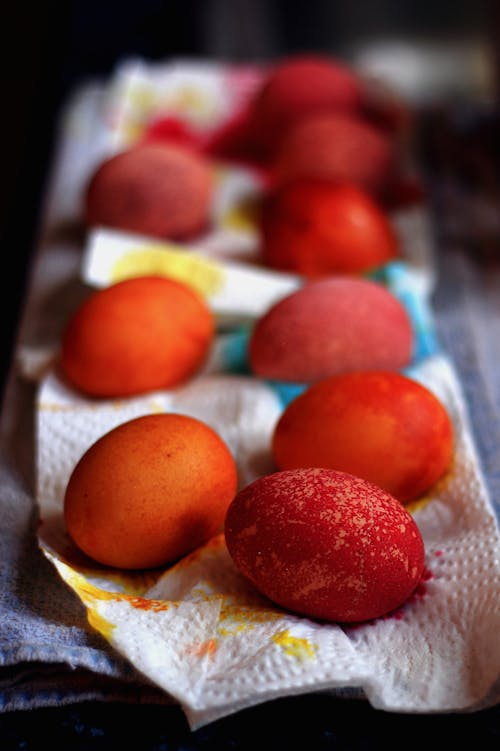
{"left": 85, "top": 143, "right": 214, "bottom": 240}
{"left": 247, "top": 55, "right": 363, "bottom": 158}
{"left": 225, "top": 468, "right": 425, "bottom": 623}
{"left": 248, "top": 277, "right": 413, "bottom": 383}
{"left": 273, "top": 112, "right": 395, "bottom": 195}
{"left": 260, "top": 179, "right": 400, "bottom": 275}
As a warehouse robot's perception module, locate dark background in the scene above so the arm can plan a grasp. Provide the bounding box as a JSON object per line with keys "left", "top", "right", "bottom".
{"left": 2, "top": 1, "right": 500, "bottom": 747}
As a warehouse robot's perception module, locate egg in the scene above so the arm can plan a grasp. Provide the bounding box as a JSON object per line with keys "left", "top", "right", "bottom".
{"left": 64, "top": 413, "right": 238, "bottom": 569}
{"left": 246, "top": 54, "right": 363, "bottom": 157}
{"left": 85, "top": 143, "right": 214, "bottom": 240}
{"left": 273, "top": 112, "right": 394, "bottom": 196}
{"left": 272, "top": 371, "right": 454, "bottom": 503}
{"left": 60, "top": 276, "right": 214, "bottom": 398}
{"left": 224, "top": 468, "right": 425, "bottom": 623}
{"left": 248, "top": 277, "right": 412, "bottom": 383}
{"left": 260, "top": 180, "right": 400, "bottom": 276}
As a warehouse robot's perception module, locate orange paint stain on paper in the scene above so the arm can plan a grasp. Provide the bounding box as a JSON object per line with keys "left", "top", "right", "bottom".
{"left": 125, "top": 596, "right": 171, "bottom": 613}
{"left": 184, "top": 638, "right": 217, "bottom": 659}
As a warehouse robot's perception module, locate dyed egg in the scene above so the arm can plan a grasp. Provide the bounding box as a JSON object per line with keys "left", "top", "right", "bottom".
{"left": 247, "top": 54, "right": 363, "bottom": 157}
{"left": 248, "top": 277, "right": 412, "bottom": 383}
{"left": 60, "top": 276, "right": 214, "bottom": 398}
{"left": 272, "top": 371, "right": 454, "bottom": 503}
{"left": 64, "top": 413, "right": 238, "bottom": 569}
{"left": 260, "top": 180, "right": 399, "bottom": 276}
{"left": 225, "top": 468, "right": 425, "bottom": 623}
{"left": 273, "top": 112, "right": 394, "bottom": 195}
{"left": 85, "top": 143, "right": 213, "bottom": 240}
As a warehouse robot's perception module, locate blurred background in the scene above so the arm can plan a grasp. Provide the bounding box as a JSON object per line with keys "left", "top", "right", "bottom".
{"left": 0, "top": 0, "right": 498, "bottom": 396}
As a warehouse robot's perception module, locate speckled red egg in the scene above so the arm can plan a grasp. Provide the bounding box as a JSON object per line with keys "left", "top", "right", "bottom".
{"left": 224, "top": 468, "right": 425, "bottom": 623}
{"left": 248, "top": 277, "right": 413, "bottom": 382}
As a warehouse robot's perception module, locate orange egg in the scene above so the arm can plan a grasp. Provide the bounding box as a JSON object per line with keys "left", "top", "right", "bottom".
{"left": 272, "top": 371, "right": 454, "bottom": 503}
{"left": 64, "top": 413, "right": 238, "bottom": 569}
{"left": 60, "top": 276, "right": 214, "bottom": 398}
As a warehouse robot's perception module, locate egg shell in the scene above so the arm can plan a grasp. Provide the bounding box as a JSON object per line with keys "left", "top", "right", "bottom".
{"left": 224, "top": 468, "right": 425, "bottom": 623}
{"left": 260, "top": 180, "right": 400, "bottom": 276}
{"left": 248, "top": 277, "right": 412, "bottom": 383}
{"left": 61, "top": 276, "right": 214, "bottom": 398}
{"left": 247, "top": 55, "right": 363, "bottom": 157}
{"left": 85, "top": 143, "right": 213, "bottom": 240}
{"left": 272, "top": 371, "right": 454, "bottom": 503}
{"left": 273, "top": 112, "right": 395, "bottom": 195}
{"left": 64, "top": 413, "right": 238, "bottom": 569}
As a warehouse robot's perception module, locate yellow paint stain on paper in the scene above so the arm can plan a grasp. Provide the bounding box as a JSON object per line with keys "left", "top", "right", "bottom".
{"left": 162, "top": 86, "right": 216, "bottom": 119}
{"left": 111, "top": 246, "right": 224, "bottom": 297}
{"left": 39, "top": 399, "right": 129, "bottom": 413}
{"left": 406, "top": 495, "right": 433, "bottom": 515}
{"left": 127, "top": 84, "right": 155, "bottom": 113}
{"left": 407, "top": 455, "right": 456, "bottom": 516}
{"left": 272, "top": 629, "right": 317, "bottom": 661}
{"left": 69, "top": 573, "right": 123, "bottom": 607}
{"left": 121, "top": 121, "right": 145, "bottom": 145}
{"left": 87, "top": 608, "right": 116, "bottom": 640}
{"left": 80, "top": 568, "right": 162, "bottom": 597}
{"left": 220, "top": 197, "right": 260, "bottom": 233}
{"left": 147, "top": 399, "right": 165, "bottom": 414}
{"left": 62, "top": 565, "right": 170, "bottom": 613}
{"left": 218, "top": 603, "right": 283, "bottom": 637}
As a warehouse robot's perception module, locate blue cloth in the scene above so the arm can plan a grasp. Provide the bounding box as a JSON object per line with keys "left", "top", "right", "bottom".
{"left": 0, "top": 441, "right": 169, "bottom": 711}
